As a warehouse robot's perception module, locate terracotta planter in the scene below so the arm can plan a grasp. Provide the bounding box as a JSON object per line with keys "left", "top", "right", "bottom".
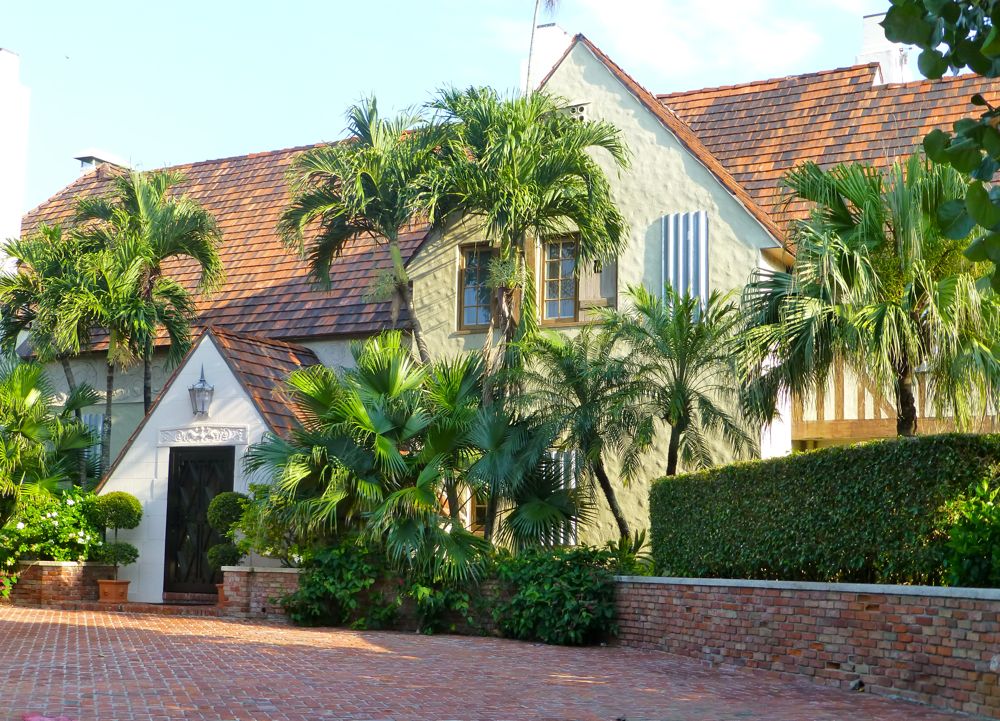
{"left": 97, "top": 579, "right": 130, "bottom": 603}
{"left": 216, "top": 583, "right": 226, "bottom": 605}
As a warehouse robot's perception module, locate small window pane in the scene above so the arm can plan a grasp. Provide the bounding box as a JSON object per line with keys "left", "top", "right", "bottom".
{"left": 560, "top": 300, "right": 575, "bottom": 317}
{"left": 561, "top": 258, "right": 574, "bottom": 276}
{"left": 546, "top": 300, "right": 559, "bottom": 318}
{"left": 547, "top": 244, "right": 559, "bottom": 260}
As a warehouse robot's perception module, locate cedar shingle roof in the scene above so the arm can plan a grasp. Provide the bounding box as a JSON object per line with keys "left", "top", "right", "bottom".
{"left": 21, "top": 148, "right": 430, "bottom": 341}
{"left": 659, "top": 65, "right": 1000, "bottom": 231}
{"left": 209, "top": 326, "right": 320, "bottom": 439}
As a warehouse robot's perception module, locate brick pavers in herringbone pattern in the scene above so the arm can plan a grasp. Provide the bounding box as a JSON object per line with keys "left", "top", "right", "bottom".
{"left": 0, "top": 606, "right": 968, "bottom": 721}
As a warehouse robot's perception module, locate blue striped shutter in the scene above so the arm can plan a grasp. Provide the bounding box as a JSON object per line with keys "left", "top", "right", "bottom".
{"left": 661, "top": 211, "right": 709, "bottom": 303}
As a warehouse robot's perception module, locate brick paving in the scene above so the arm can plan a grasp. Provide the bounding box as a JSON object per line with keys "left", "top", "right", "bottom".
{"left": 0, "top": 606, "right": 971, "bottom": 721}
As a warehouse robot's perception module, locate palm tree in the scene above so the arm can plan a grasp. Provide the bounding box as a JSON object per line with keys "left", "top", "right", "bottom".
{"left": 605, "top": 284, "right": 757, "bottom": 477}
{"left": 280, "top": 98, "right": 440, "bottom": 363}
{"left": 740, "top": 154, "right": 1000, "bottom": 436}
{"left": 520, "top": 329, "right": 647, "bottom": 539}
{"left": 422, "top": 87, "right": 630, "bottom": 381}
{"left": 75, "top": 169, "right": 223, "bottom": 413}
{"left": 0, "top": 360, "right": 99, "bottom": 527}
{"left": 245, "top": 332, "right": 584, "bottom": 576}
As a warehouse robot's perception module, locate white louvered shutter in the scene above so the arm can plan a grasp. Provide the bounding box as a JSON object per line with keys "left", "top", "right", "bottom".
{"left": 662, "top": 211, "right": 709, "bottom": 303}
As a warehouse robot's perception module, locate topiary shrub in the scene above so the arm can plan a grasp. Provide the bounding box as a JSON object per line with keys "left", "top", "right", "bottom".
{"left": 492, "top": 546, "right": 617, "bottom": 645}
{"left": 92, "top": 491, "right": 143, "bottom": 578}
{"left": 650, "top": 433, "right": 1000, "bottom": 585}
{"left": 207, "top": 492, "right": 247, "bottom": 537}
{"left": 91, "top": 541, "right": 139, "bottom": 567}
{"left": 206, "top": 542, "right": 244, "bottom": 570}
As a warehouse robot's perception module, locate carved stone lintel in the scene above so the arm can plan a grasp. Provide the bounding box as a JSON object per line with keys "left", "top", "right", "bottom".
{"left": 158, "top": 425, "right": 248, "bottom": 446}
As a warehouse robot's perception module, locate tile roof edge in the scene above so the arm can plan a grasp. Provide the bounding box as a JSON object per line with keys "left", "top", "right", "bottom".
{"left": 655, "top": 62, "right": 881, "bottom": 99}
{"left": 205, "top": 324, "right": 321, "bottom": 360}
{"left": 569, "top": 34, "right": 788, "bottom": 251}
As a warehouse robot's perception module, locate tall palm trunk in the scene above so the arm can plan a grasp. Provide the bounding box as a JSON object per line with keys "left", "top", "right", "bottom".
{"left": 100, "top": 360, "right": 114, "bottom": 477}
{"left": 60, "top": 355, "right": 87, "bottom": 485}
{"left": 389, "top": 242, "right": 430, "bottom": 363}
{"left": 666, "top": 423, "right": 682, "bottom": 477}
{"left": 593, "top": 457, "right": 630, "bottom": 540}
{"left": 143, "top": 338, "right": 153, "bottom": 415}
{"left": 445, "top": 482, "right": 461, "bottom": 524}
{"left": 524, "top": 0, "right": 544, "bottom": 93}
{"left": 895, "top": 365, "right": 918, "bottom": 436}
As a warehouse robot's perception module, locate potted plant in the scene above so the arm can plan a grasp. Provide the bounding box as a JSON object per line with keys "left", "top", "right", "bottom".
{"left": 206, "top": 491, "right": 247, "bottom": 604}
{"left": 91, "top": 491, "right": 142, "bottom": 603}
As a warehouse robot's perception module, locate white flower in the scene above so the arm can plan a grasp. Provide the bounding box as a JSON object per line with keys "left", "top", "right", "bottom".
{"left": 15, "top": 522, "right": 24, "bottom": 530}
{"left": 65, "top": 499, "right": 75, "bottom": 506}
{"left": 51, "top": 521, "right": 58, "bottom": 526}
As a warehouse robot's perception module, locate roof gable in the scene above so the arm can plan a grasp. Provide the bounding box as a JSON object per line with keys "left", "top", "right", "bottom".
{"left": 541, "top": 34, "right": 787, "bottom": 249}
{"left": 96, "top": 326, "right": 319, "bottom": 490}
{"left": 22, "top": 150, "right": 430, "bottom": 342}
{"left": 659, "top": 65, "right": 1000, "bottom": 231}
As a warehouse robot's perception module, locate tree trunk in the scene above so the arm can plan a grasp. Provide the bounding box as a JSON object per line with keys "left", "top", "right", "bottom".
{"left": 524, "top": 0, "right": 544, "bottom": 93}
{"left": 483, "top": 494, "right": 499, "bottom": 544}
{"left": 895, "top": 369, "right": 918, "bottom": 437}
{"left": 60, "top": 356, "right": 86, "bottom": 486}
{"left": 100, "top": 360, "right": 114, "bottom": 478}
{"left": 666, "top": 423, "right": 682, "bottom": 476}
{"left": 593, "top": 457, "right": 630, "bottom": 540}
{"left": 445, "top": 482, "right": 461, "bottom": 525}
{"left": 143, "top": 337, "right": 153, "bottom": 415}
{"left": 388, "top": 242, "right": 430, "bottom": 364}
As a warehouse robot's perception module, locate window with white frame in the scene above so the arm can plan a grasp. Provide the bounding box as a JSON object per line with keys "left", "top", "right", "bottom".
{"left": 662, "top": 211, "right": 709, "bottom": 303}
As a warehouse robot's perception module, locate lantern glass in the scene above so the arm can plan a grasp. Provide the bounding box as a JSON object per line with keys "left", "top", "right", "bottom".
{"left": 188, "top": 366, "right": 214, "bottom": 416}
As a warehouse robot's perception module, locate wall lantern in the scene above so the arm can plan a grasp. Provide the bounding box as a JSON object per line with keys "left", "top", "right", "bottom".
{"left": 188, "top": 365, "right": 214, "bottom": 416}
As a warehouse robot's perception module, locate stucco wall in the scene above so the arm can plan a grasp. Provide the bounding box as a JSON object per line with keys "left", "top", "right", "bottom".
{"left": 408, "top": 43, "right": 783, "bottom": 544}
{"left": 97, "top": 335, "right": 271, "bottom": 603}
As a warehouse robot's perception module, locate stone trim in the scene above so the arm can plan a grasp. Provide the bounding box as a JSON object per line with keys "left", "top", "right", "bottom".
{"left": 614, "top": 575, "right": 1000, "bottom": 601}
{"left": 157, "top": 425, "right": 248, "bottom": 446}
{"left": 221, "top": 566, "right": 301, "bottom": 575}
{"left": 16, "top": 561, "right": 114, "bottom": 568}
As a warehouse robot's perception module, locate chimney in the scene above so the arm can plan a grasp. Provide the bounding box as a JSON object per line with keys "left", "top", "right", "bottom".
{"left": 0, "top": 48, "right": 29, "bottom": 275}
{"left": 73, "top": 149, "right": 127, "bottom": 173}
{"left": 524, "top": 23, "right": 572, "bottom": 91}
{"left": 857, "top": 12, "right": 910, "bottom": 85}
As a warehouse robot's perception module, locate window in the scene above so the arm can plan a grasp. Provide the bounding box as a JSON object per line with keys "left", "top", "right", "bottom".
{"left": 542, "top": 236, "right": 578, "bottom": 323}
{"left": 458, "top": 245, "right": 493, "bottom": 329}
{"left": 662, "top": 210, "right": 709, "bottom": 303}
{"left": 564, "top": 103, "right": 588, "bottom": 123}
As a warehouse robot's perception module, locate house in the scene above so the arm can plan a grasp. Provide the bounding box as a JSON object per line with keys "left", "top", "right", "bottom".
{"left": 18, "top": 28, "right": 1000, "bottom": 602}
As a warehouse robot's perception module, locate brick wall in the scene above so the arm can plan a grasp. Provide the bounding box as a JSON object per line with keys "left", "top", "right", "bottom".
{"left": 616, "top": 576, "right": 1000, "bottom": 719}
{"left": 10, "top": 562, "right": 116, "bottom": 605}
{"left": 221, "top": 566, "right": 300, "bottom": 621}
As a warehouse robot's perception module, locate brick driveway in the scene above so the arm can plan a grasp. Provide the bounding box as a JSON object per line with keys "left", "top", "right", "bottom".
{"left": 0, "top": 606, "right": 968, "bottom": 721}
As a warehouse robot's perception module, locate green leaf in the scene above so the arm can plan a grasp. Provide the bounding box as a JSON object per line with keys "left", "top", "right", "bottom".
{"left": 938, "top": 199, "right": 976, "bottom": 239}
{"left": 918, "top": 48, "right": 950, "bottom": 78}
{"left": 924, "top": 128, "right": 951, "bottom": 161}
{"left": 883, "top": 5, "right": 934, "bottom": 45}
{"left": 966, "top": 181, "right": 1000, "bottom": 228}
{"left": 983, "top": 26, "right": 1000, "bottom": 58}
{"left": 947, "top": 139, "right": 984, "bottom": 173}
{"left": 963, "top": 233, "right": 1000, "bottom": 262}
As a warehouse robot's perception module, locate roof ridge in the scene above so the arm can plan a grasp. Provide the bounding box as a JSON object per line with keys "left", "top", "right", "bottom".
{"left": 656, "top": 63, "right": 881, "bottom": 99}
{"left": 205, "top": 324, "right": 318, "bottom": 357}
{"left": 144, "top": 141, "right": 328, "bottom": 176}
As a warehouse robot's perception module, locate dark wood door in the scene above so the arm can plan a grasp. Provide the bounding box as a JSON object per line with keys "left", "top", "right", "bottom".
{"left": 164, "top": 446, "right": 235, "bottom": 594}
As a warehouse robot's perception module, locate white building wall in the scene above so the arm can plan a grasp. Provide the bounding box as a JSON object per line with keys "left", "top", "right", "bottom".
{"left": 0, "top": 48, "right": 29, "bottom": 273}
{"left": 98, "top": 334, "right": 271, "bottom": 603}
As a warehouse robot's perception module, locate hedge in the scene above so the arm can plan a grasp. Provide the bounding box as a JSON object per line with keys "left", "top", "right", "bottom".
{"left": 649, "top": 434, "right": 1000, "bottom": 585}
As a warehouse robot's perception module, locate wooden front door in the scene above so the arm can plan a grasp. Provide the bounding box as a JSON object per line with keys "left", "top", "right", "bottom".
{"left": 164, "top": 446, "right": 235, "bottom": 594}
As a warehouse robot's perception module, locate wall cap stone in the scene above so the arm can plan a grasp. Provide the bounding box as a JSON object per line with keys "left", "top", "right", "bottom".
{"left": 16, "top": 561, "right": 115, "bottom": 569}
{"left": 221, "top": 566, "right": 302, "bottom": 575}
{"left": 614, "top": 575, "right": 1000, "bottom": 601}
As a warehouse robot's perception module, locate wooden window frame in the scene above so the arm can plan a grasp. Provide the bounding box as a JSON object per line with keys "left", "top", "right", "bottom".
{"left": 540, "top": 235, "right": 580, "bottom": 327}
{"left": 457, "top": 243, "right": 496, "bottom": 332}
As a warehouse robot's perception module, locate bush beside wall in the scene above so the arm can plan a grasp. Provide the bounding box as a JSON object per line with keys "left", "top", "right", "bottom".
{"left": 650, "top": 434, "right": 1000, "bottom": 584}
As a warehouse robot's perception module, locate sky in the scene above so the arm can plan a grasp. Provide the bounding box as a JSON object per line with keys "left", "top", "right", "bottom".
{"left": 5, "top": 0, "right": 891, "bottom": 211}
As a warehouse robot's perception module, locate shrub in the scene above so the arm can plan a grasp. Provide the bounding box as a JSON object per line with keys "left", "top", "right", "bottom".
{"left": 92, "top": 492, "right": 143, "bottom": 533}
{"left": 234, "top": 484, "right": 311, "bottom": 567}
{"left": 944, "top": 479, "right": 1000, "bottom": 587}
{"left": 650, "top": 434, "right": 1000, "bottom": 585}
{"left": 0, "top": 489, "right": 104, "bottom": 571}
{"left": 91, "top": 541, "right": 139, "bottom": 567}
{"left": 492, "top": 546, "right": 617, "bottom": 645}
{"left": 281, "top": 538, "right": 398, "bottom": 628}
{"left": 206, "top": 542, "right": 243, "bottom": 570}
{"left": 207, "top": 492, "right": 247, "bottom": 536}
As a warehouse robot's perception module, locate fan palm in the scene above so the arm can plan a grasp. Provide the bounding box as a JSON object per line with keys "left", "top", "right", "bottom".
{"left": 605, "top": 284, "right": 757, "bottom": 477}
{"left": 0, "top": 360, "right": 99, "bottom": 527}
{"left": 740, "top": 154, "right": 1000, "bottom": 436}
{"left": 75, "top": 169, "right": 222, "bottom": 413}
{"left": 520, "top": 329, "right": 647, "bottom": 539}
{"left": 280, "top": 98, "right": 440, "bottom": 363}
{"left": 422, "top": 87, "right": 629, "bottom": 383}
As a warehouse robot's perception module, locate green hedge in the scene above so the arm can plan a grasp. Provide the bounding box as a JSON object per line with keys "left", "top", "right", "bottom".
{"left": 650, "top": 434, "right": 1000, "bottom": 585}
